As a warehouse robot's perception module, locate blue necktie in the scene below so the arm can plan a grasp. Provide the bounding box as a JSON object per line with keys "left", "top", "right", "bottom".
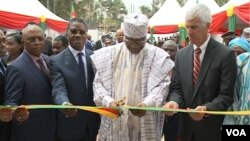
{"left": 77, "top": 52, "right": 87, "bottom": 88}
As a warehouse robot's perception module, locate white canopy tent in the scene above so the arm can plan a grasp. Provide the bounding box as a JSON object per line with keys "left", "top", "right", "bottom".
{"left": 148, "top": 0, "right": 184, "bottom": 34}
{"left": 0, "top": 0, "right": 68, "bottom": 37}
{"left": 210, "top": 0, "right": 250, "bottom": 34}
{"left": 0, "top": 0, "right": 66, "bottom": 22}
{"left": 149, "top": 0, "right": 184, "bottom": 27}
{"left": 148, "top": 0, "right": 221, "bottom": 34}
{"left": 182, "top": 0, "right": 220, "bottom": 15}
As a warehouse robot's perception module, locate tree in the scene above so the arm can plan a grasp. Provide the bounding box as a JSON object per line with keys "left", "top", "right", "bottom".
{"left": 177, "top": 0, "right": 186, "bottom": 7}
{"left": 215, "top": 0, "right": 229, "bottom": 6}
{"left": 39, "top": 0, "right": 70, "bottom": 21}
{"left": 140, "top": 6, "right": 153, "bottom": 18}
{"left": 39, "top": 0, "right": 127, "bottom": 32}
{"left": 74, "top": 0, "right": 97, "bottom": 29}
{"left": 139, "top": 0, "right": 165, "bottom": 18}
{"left": 151, "top": 0, "right": 165, "bottom": 15}
{"left": 142, "top": 0, "right": 229, "bottom": 19}
{"left": 96, "top": 0, "right": 127, "bottom": 33}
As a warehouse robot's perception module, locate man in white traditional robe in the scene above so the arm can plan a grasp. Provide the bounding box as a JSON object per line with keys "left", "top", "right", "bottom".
{"left": 91, "top": 13, "right": 174, "bottom": 141}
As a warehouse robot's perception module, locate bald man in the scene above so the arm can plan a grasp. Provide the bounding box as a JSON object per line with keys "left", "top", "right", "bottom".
{"left": 241, "top": 27, "right": 250, "bottom": 41}
{"left": 161, "top": 40, "right": 177, "bottom": 61}
{"left": 115, "top": 28, "right": 124, "bottom": 44}
{"left": 4, "top": 24, "right": 56, "bottom": 141}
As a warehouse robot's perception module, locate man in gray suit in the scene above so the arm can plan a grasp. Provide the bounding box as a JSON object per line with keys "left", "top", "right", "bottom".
{"left": 50, "top": 18, "right": 100, "bottom": 141}
{"left": 4, "top": 24, "right": 56, "bottom": 141}
{"left": 163, "top": 4, "right": 237, "bottom": 141}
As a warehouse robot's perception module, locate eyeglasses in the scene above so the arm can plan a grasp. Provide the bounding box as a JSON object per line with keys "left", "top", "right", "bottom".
{"left": 69, "top": 29, "right": 86, "bottom": 35}
{"left": 25, "top": 37, "right": 44, "bottom": 45}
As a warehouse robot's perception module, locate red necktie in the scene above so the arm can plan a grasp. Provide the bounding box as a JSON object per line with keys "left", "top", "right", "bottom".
{"left": 193, "top": 48, "right": 201, "bottom": 86}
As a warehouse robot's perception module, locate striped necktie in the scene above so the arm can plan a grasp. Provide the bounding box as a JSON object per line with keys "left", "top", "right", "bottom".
{"left": 0, "top": 60, "right": 6, "bottom": 75}
{"left": 193, "top": 47, "right": 201, "bottom": 86}
{"left": 37, "top": 58, "right": 49, "bottom": 77}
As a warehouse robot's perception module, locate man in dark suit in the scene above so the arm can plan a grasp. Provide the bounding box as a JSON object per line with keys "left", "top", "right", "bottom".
{"left": 52, "top": 35, "right": 68, "bottom": 55}
{"left": 163, "top": 4, "right": 237, "bottom": 141}
{"left": 0, "top": 29, "right": 6, "bottom": 106}
{"left": 43, "top": 38, "right": 53, "bottom": 56}
{"left": 93, "top": 34, "right": 110, "bottom": 50}
{"left": 0, "top": 29, "right": 10, "bottom": 141}
{"left": 85, "top": 40, "right": 94, "bottom": 51}
{"left": 4, "top": 24, "right": 56, "bottom": 141}
{"left": 50, "top": 18, "right": 100, "bottom": 141}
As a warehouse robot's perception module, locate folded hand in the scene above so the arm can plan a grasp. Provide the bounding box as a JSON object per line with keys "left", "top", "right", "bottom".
{"left": 188, "top": 106, "right": 207, "bottom": 121}
{"left": 14, "top": 107, "right": 29, "bottom": 122}
{"left": 129, "top": 103, "right": 147, "bottom": 117}
{"left": 162, "top": 101, "right": 179, "bottom": 116}
{"left": 0, "top": 107, "right": 13, "bottom": 122}
{"left": 61, "top": 102, "right": 77, "bottom": 118}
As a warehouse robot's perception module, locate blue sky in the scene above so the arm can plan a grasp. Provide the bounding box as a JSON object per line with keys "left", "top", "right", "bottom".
{"left": 123, "top": 0, "right": 153, "bottom": 13}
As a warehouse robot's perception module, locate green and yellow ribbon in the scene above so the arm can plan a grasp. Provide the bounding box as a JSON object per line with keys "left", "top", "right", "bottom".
{"left": 1, "top": 105, "right": 249, "bottom": 119}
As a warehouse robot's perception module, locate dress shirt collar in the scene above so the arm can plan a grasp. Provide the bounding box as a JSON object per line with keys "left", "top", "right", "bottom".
{"left": 193, "top": 34, "right": 211, "bottom": 52}
{"left": 24, "top": 49, "right": 41, "bottom": 62}
{"left": 69, "top": 45, "right": 86, "bottom": 58}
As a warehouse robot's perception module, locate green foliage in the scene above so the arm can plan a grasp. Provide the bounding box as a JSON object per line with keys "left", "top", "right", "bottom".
{"left": 39, "top": 0, "right": 127, "bottom": 33}
{"left": 39, "top": 0, "right": 229, "bottom": 32}
{"left": 95, "top": 0, "right": 127, "bottom": 33}
{"left": 177, "top": 0, "right": 185, "bottom": 7}
{"left": 141, "top": 0, "right": 229, "bottom": 19}
{"left": 140, "top": 6, "right": 153, "bottom": 18}
{"left": 214, "top": 0, "right": 230, "bottom": 6}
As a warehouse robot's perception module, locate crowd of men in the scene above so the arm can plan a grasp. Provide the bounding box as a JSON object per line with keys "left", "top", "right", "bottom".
{"left": 0, "top": 3, "right": 250, "bottom": 141}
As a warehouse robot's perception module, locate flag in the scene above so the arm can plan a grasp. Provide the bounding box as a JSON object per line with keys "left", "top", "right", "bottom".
{"left": 178, "top": 22, "right": 187, "bottom": 48}
{"left": 70, "top": 2, "right": 77, "bottom": 19}
{"left": 39, "top": 15, "right": 46, "bottom": 32}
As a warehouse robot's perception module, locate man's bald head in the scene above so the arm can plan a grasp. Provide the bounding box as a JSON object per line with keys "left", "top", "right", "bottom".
{"left": 21, "top": 24, "right": 44, "bottom": 57}
{"left": 115, "top": 28, "right": 124, "bottom": 43}
{"left": 22, "top": 24, "right": 43, "bottom": 40}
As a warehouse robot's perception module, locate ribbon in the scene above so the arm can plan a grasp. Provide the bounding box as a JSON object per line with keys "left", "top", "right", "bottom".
{"left": 124, "top": 105, "right": 250, "bottom": 116}
{"left": 1, "top": 105, "right": 249, "bottom": 119}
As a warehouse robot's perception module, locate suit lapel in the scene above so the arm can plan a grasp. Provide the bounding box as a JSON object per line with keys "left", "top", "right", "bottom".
{"left": 85, "top": 50, "right": 92, "bottom": 69}
{"left": 181, "top": 45, "right": 194, "bottom": 95}
{"left": 85, "top": 50, "right": 94, "bottom": 90}
{"left": 64, "top": 48, "right": 79, "bottom": 71}
{"left": 23, "top": 52, "right": 51, "bottom": 88}
{"left": 41, "top": 54, "right": 51, "bottom": 81}
{"left": 193, "top": 38, "right": 216, "bottom": 98}
{"left": 65, "top": 48, "right": 87, "bottom": 89}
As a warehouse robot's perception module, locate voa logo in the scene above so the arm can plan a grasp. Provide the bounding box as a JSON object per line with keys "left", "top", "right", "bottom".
{"left": 226, "top": 129, "right": 246, "bottom": 136}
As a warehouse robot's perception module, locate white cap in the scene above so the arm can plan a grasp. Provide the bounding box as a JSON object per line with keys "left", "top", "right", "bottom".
{"left": 123, "top": 13, "right": 148, "bottom": 38}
